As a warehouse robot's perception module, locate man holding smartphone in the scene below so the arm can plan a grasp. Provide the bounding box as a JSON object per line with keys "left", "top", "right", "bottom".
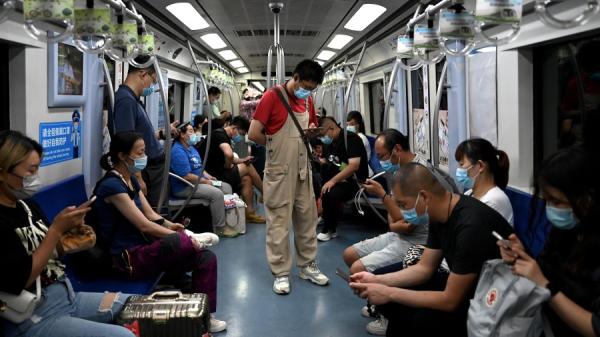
{"left": 350, "top": 163, "right": 513, "bottom": 336}
{"left": 248, "top": 59, "right": 329, "bottom": 295}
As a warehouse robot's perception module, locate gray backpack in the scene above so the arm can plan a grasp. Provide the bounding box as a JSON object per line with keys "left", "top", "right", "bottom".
{"left": 467, "top": 259, "right": 550, "bottom": 337}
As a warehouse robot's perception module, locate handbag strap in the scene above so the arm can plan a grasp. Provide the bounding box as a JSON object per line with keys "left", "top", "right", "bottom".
{"left": 17, "top": 200, "right": 43, "bottom": 299}
{"left": 274, "top": 86, "right": 316, "bottom": 162}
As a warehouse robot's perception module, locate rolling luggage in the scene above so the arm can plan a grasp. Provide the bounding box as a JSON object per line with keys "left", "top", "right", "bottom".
{"left": 117, "top": 291, "right": 211, "bottom": 337}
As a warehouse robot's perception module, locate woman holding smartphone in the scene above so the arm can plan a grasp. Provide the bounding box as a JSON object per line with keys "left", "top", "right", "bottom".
{"left": 498, "top": 147, "right": 600, "bottom": 337}
{"left": 0, "top": 130, "right": 136, "bottom": 337}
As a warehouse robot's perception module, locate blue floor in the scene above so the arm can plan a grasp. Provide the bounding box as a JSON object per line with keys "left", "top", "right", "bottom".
{"left": 211, "top": 210, "right": 385, "bottom": 337}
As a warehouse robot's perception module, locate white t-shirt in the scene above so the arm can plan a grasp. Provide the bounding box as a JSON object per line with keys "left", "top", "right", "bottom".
{"left": 466, "top": 186, "right": 514, "bottom": 226}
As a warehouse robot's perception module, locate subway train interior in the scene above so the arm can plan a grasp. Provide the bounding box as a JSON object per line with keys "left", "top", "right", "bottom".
{"left": 1, "top": 0, "right": 599, "bottom": 336}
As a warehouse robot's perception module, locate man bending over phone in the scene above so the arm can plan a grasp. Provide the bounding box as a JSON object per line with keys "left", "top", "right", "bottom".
{"left": 199, "top": 116, "right": 265, "bottom": 223}
{"left": 316, "top": 116, "right": 368, "bottom": 242}
{"left": 350, "top": 163, "right": 513, "bottom": 336}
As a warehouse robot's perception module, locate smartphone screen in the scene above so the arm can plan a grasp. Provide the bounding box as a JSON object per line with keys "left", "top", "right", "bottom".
{"left": 78, "top": 195, "right": 96, "bottom": 208}
{"left": 336, "top": 268, "right": 349, "bottom": 283}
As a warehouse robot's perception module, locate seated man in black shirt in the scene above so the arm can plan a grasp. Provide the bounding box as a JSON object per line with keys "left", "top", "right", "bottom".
{"left": 350, "top": 162, "right": 513, "bottom": 336}
{"left": 199, "top": 116, "right": 265, "bottom": 223}
{"left": 316, "top": 116, "right": 368, "bottom": 241}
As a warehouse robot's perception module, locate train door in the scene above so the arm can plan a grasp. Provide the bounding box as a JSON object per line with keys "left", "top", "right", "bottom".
{"left": 168, "top": 80, "right": 186, "bottom": 124}
{"left": 367, "top": 80, "right": 384, "bottom": 135}
{"left": 0, "top": 43, "right": 8, "bottom": 130}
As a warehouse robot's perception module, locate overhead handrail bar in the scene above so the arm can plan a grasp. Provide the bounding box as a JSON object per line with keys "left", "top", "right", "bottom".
{"left": 407, "top": 0, "right": 453, "bottom": 28}
{"left": 431, "top": 60, "right": 448, "bottom": 167}
{"left": 536, "top": 0, "right": 599, "bottom": 29}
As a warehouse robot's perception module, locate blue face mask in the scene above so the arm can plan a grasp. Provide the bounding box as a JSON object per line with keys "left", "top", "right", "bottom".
{"left": 401, "top": 194, "right": 429, "bottom": 226}
{"left": 546, "top": 205, "right": 579, "bottom": 230}
{"left": 232, "top": 134, "right": 243, "bottom": 143}
{"left": 346, "top": 125, "right": 357, "bottom": 133}
{"left": 188, "top": 134, "right": 200, "bottom": 146}
{"left": 294, "top": 86, "right": 311, "bottom": 99}
{"left": 319, "top": 135, "right": 333, "bottom": 145}
{"left": 128, "top": 155, "right": 147, "bottom": 174}
{"left": 380, "top": 160, "right": 399, "bottom": 173}
{"left": 142, "top": 86, "right": 155, "bottom": 97}
{"left": 455, "top": 167, "right": 474, "bottom": 189}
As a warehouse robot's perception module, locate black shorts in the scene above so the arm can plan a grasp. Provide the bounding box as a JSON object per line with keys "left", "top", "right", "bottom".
{"left": 219, "top": 165, "right": 242, "bottom": 192}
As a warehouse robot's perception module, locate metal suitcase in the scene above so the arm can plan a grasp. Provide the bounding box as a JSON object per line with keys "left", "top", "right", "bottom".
{"left": 117, "top": 291, "right": 211, "bottom": 337}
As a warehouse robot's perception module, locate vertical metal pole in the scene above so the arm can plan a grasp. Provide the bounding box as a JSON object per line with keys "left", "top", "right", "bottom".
{"left": 383, "top": 59, "right": 400, "bottom": 130}
{"left": 266, "top": 45, "right": 274, "bottom": 88}
{"left": 100, "top": 56, "right": 115, "bottom": 133}
{"left": 154, "top": 57, "right": 171, "bottom": 214}
{"left": 431, "top": 60, "right": 448, "bottom": 167}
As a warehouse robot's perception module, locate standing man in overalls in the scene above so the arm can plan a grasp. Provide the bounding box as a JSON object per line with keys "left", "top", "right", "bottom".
{"left": 249, "top": 60, "right": 329, "bottom": 295}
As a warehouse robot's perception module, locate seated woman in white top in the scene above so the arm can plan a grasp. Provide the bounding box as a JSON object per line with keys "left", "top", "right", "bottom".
{"left": 455, "top": 138, "right": 514, "bottom": 225}
{"left": 346, "top": 111, "right": 372, "bottom": 174}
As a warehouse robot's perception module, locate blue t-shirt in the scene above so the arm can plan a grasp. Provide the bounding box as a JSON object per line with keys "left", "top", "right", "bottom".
{"left": 93, "top": 173, "right": 147, "bottom": 255}
{"left": 110, "top": 85, "right": 164, "bottom": 160}
{"left": 170, "top": 141, "right": 203, "bottom": 194}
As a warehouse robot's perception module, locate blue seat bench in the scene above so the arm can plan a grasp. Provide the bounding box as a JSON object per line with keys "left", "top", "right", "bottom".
{"left": 32, "top": 174, "right": 162, "bottom": 294}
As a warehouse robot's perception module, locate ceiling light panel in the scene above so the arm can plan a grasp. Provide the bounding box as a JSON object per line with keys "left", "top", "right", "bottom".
{"left": 166, "top": 3, "right": 209, "bottom": 31}
{"left": 327, "top": 34, "right": 353, "bottom": 50}
{"left": 315, "top": 60, "right": 324, "bottom": 66}
{"left": 218, "top": 50, "right": 237, "bottom": 60}
{"left": 344, "top": 4, "right": 387, "bottom": 31}
{"left": 230, "top": 60, "right": 244, "bottom": 68}
{"left": 200, "top": 33, "right": 227, "bottom": 49}
{"left": 237, "top": 67, "right": 249, "bottom": 73}
{"left": 316, "top": 50, "right": 336, "bottom": 61}
{"left": 252, "top": 81, "right": 265, "bottom": 92}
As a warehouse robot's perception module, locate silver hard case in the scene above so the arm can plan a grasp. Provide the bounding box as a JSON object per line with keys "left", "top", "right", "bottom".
{"left": 117, "top": 291, "right": 211, "bottom": 337}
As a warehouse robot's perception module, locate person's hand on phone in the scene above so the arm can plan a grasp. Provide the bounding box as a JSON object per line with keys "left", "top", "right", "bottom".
{"left": 362, "top": 179, "right": 385, "bottom": 198}
{"left": 497, "top": 233, "right": 522, "bottom": 264}
{"left": 51, "top": 206, "right": 91, "bottom": 234}
{"left": 349, "top": 283, "right": 392, "bottom": 305}
{"left": 349, "top": 271, "right": 378, "bottom": 284}
{"left": 167, "top": 222, "right": 185, "bottom": 232}
{"left": 242, "top": 156, "right": 254, "bottom": 164}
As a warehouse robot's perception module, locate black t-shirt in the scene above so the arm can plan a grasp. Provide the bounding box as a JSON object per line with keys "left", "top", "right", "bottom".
{"left": 427, "top": 195, "right": 513, "bottom": 275}
{"left": 537, "top": 225, "right": 600, "bottom": 337}
{"left": 322, "top": 131, "right": 369, "bottom": 182}
{"left": 0, "top": 200, "right": 64, "bottom": 294}
{"left": 198, "top": 128, "right": 231, "bottom": 178}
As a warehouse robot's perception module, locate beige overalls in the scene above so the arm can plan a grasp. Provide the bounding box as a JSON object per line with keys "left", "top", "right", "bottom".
{"left": 264, "top": 86, "right": 318, "bottom": 277}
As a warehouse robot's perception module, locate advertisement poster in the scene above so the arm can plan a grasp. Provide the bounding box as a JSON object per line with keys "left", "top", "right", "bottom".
{"left": 39, "top": 111, "right": 81, "bottom": 166}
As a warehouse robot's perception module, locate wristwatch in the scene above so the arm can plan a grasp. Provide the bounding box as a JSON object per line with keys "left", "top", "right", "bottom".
{"left": 545, "top": 282, "right": 560, "bottom": 298}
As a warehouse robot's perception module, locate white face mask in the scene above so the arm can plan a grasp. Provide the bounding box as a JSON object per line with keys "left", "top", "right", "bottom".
{"left": 7, "top": 174, "right": 42, "bottom": 200}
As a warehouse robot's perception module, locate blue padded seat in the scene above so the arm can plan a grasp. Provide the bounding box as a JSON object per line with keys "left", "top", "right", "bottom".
{"left": 504, "top": 187, "right": 552, "bottom": 257}
{"left": 31, "top": 174, "right": 161, "bottom": 294}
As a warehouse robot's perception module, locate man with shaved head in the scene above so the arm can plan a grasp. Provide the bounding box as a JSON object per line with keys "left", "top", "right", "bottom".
{"left": 349, "top": 162, "right": 513, "bottom": 336}
{"left": 316, "top": 116, "right": 368, "bottom": 241}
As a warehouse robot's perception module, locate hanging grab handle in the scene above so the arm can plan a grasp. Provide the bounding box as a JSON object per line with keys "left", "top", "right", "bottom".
{"left": 535, "top": 0, "right": 599, "bottom": 29}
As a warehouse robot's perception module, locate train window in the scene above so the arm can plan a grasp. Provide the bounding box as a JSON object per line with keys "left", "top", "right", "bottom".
{"left": 0, "top": 43, "right": 9, "bottom": 130}
{"left": 533, "top": 33, "right": 600, "bottom": 169}
{"left": 367, "top": 80, "right": 385, "bottom": 134}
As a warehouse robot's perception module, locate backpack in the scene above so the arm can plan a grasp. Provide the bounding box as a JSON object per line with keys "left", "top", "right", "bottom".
{"left": 467, "top": 259, "right": 550, "bottom": 337}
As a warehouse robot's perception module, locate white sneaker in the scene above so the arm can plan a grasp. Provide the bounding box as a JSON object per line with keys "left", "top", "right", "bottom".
{"left": 299, "top": 261, "right": 329, "bottom": 286}
{"left": 317, "top": 231, "right": 337, "bottom": 242}
{"left": 366, "top": 316, "right": 388, "bottom": 336}
{"left": 361, "top": 305, "right": 376, "bottom": 318}
{"left": 273, "top": 276, "right": 290, "bottom": 295}
{"left": 185, "top": 230, "right": 220, "bottom": 248}
{"left": 210, "top": 315, "right": 227, "bottom": 332}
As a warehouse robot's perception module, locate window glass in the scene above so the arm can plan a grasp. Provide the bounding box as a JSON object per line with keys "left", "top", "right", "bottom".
{"left": 533, "top": 35, "right": 600, "bottom": 169}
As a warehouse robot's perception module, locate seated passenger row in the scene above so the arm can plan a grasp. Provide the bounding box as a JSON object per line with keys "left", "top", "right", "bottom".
{"left": 332, "top": 130, "right": 599, "bottom": 337}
